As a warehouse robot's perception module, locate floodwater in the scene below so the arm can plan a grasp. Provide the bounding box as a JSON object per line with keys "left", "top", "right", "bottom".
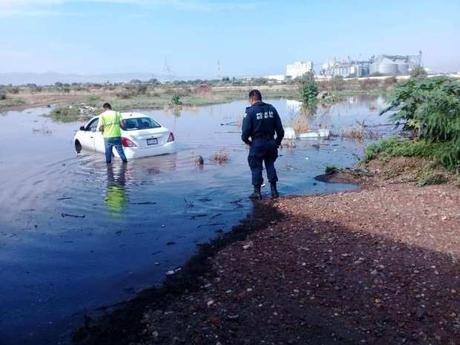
{"left": 0, "top": 96, "right": 391, "bottom": 345}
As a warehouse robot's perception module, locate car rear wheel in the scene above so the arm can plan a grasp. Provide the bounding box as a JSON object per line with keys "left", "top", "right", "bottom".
{"left": 75, "top": 140, "right": 82, "bottom": 153}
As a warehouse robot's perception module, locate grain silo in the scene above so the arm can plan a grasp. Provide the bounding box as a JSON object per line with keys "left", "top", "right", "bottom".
{"left": 397, "top": 63, "right": 409, "bottom": 75}
{"left": 378, "top": 58, "right": 398, "bottom": 75}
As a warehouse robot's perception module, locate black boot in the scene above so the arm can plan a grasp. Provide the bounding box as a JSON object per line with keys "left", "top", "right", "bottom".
{"left": 249, "top": 185, "right": 262, "bottom": 200}
{"left": 270, "top": 182, "right": 279, "bottom": 199}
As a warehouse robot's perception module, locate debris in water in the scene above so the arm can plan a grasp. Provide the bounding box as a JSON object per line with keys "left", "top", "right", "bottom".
{"left": 242, "top": 241, "right": 254, "bottom": 250}
{"left": 210, "top": 151, "right": 229, "bottom": 164}
{"left": 166, "top": 267, "right": 182, "bottom": 276}
{"left": 195, "top": 155, "right": 204, "bottom": 166}
{"left": 220, "top": 121, "right": 239, "bottom": 126}
{"left": 61, "top": 213, "right": 85, "bottom": 218}
{"left": 198, "top": 197, "right": 212, "bottom": 202}
{"left": 184, "top": 198, "right": 194, "bottom": 208}
{"left": 190, "top": 214, "right": 207, "bottom": 219}
{"left": 298, "top": 129, "right": 330, "bottom": 140}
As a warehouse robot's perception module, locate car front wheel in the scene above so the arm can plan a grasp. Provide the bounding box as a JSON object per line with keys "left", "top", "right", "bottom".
{"left": 75, "top": 140, "right": 82, "bottom": 153}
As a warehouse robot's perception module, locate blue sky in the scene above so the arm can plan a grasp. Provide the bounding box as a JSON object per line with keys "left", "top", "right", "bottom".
{"left": 0, "top": 0, "right": 459, "bottom": 77}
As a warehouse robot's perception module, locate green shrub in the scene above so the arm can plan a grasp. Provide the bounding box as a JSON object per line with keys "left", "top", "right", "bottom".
{"left": 170, "top": 94, "right": 182, "bottom": 106}
{"left": 380, "top": 77, "right": 460, "bottom": 170}
{"left": 0, "top": 90, "right": 6, "bottom": 100}
{"left": 410, "top": 66, "right": 428, "bottom": 79}
{"left": 301, "top": 73, "right": 318, "bottom": 108}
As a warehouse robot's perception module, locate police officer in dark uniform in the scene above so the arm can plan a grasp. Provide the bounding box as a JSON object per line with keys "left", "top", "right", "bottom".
{"left": 242, "top": 89, "right": 284, "bottom": 199}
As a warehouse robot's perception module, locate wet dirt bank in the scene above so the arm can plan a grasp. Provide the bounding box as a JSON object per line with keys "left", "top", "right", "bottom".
{"left": 73, "top": 178, "right": 460, "bottom": 345}
{"left": 73, "top": 201, "right": 286, "bottom": 345}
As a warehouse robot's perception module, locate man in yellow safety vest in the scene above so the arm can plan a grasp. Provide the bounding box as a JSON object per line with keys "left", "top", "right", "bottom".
{"left": 99, "top": 103, "right": 128, "bottom": 164}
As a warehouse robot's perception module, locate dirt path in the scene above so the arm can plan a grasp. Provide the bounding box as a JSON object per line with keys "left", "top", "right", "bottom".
{"left": 76, "top": 183, "right": 460, "bottom": 345}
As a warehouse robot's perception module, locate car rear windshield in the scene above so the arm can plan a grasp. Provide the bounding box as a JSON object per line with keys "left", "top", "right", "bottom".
{"left": 122, "top": 117, "right": 161, "bottom": 131}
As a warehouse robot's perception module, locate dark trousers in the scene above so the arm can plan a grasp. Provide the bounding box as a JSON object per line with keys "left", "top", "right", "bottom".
{"left": 104, "top": 137, "right": 127, "bottom": 164}
{"left": 248, "top": 139, "right": 278, "bottom": 186}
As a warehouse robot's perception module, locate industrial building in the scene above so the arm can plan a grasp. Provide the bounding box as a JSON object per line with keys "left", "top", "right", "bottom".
{"left": 369, "top": 53, "right": 422, "bottom": 76}
{"left": 286, "top": 61, "right": 313, "bottom": 79}
{"left": 321, "top": 52, "right": 423, "bottom": 78}
{"left": 320, "top": 59, "right": 369, "bottom": 78}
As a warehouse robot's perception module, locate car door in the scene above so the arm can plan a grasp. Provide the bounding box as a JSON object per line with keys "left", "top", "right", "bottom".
{"left": 81, "top": 117, "right": 99, "bottom": 151}
{"left": 94, "top": 126, "right": 105, "bottom": 153}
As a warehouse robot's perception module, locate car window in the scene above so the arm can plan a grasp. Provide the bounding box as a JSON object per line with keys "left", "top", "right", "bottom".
{"left": 87, "top": 118, "right": 99, "bottom": 132}
{"left": 122, "top": 117, "right": 161, "bottom": 131}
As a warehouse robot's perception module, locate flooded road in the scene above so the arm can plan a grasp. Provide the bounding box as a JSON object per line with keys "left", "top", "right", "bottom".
{"left": 0, "top": 97, "right": 390, "bottom": 345}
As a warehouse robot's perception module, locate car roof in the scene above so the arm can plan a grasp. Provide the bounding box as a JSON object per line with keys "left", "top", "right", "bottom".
{"left": 120, "top": 112, "right": 150, "bottom": 119}
{"left": 89, "top": 112, "right": 155, "bottom": 122}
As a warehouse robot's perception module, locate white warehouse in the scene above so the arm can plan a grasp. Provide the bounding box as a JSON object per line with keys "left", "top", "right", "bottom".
{"left": 286, "top": 61, "right": 313, "bottom": 79}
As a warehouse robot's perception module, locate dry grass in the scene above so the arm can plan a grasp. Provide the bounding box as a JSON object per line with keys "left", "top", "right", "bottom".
{"left": 340, "top": 126, "right": 381, "bottom": 141}
{"left": 342, "top": 127, "right": 365, "bottom": 141}
{"left": 210, "top": 151, "right": 230, "bottom": 164}
{"left": 290, "top": 115, "right": 309, "bottom": 134}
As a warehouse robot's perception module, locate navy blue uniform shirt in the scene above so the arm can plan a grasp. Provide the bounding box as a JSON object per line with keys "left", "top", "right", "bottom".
{"left": 241, "top": 101, "right": 284, "bottom": 146}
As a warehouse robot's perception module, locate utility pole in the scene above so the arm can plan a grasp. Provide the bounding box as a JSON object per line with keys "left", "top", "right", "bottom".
{"left": 163, "top": 57, "right": 173, "bottom": 80}
{"left": 217, "top": 59, "right": 222, "bottom": 80}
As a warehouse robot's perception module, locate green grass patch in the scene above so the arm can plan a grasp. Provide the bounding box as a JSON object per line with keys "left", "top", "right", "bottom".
{"left": 48, "top": 106, "right": 87, "bottom": 122}
{"left": 365, "top": 137, "right": 458, "bottom": 171}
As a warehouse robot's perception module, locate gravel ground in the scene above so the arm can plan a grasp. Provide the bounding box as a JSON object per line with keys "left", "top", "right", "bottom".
{"left": 134, "top": 184, "right": 460, "bottom": 345}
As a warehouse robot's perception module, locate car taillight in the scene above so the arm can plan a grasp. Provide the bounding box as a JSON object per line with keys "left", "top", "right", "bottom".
{"left": 167, "top": 132, "right": 175, "bottom": 142}
{"left": 121, "top": 137, "right": 136, "bottom": 147}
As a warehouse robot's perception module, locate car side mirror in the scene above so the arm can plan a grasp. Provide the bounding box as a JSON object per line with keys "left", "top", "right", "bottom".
{"left": 80, "top": 126, "right": 85, "bottom": 131}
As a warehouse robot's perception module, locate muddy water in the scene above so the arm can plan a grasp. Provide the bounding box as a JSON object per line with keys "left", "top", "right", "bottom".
{"left": 0, "top": 97, "right": 390, "bottom": 345}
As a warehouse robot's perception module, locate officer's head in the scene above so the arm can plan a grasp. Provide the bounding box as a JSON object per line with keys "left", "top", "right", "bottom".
{"left": 248, "top": 89, "right": 262, "bottom": 105}
{"left": 103, "top": 102, "right": 112, "bottom": 110}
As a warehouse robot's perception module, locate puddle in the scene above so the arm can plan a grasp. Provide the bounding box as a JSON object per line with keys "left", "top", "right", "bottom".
{"left": 0, "top": 97, "right": 391, "bottom": 345}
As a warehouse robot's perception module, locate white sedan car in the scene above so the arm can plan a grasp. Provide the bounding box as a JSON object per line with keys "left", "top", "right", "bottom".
{"left": 74, "top": 112, "right": 176, "bottom": 159}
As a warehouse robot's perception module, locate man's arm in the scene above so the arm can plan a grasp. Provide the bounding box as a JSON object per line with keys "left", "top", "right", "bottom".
{"left": 98, "top": 116, "right": 104, "bottom": 133}
{"left": 273, "top": 107, "right": 284, "bottom": 146}
{"left": 241, "top": 110, "right": 253, "bottom": 145}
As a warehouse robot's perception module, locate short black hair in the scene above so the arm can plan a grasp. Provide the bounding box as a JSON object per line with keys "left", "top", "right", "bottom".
{"left": 103, "top": 102, "right": 112, "bottom": 110}
{"left": 249, "top": 89, "right": 262, "bottom": 101}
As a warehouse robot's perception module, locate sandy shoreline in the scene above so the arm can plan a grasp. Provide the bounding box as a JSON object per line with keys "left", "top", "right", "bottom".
{"left": 74, "top": 178, "right": 460, "bottom": 345}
